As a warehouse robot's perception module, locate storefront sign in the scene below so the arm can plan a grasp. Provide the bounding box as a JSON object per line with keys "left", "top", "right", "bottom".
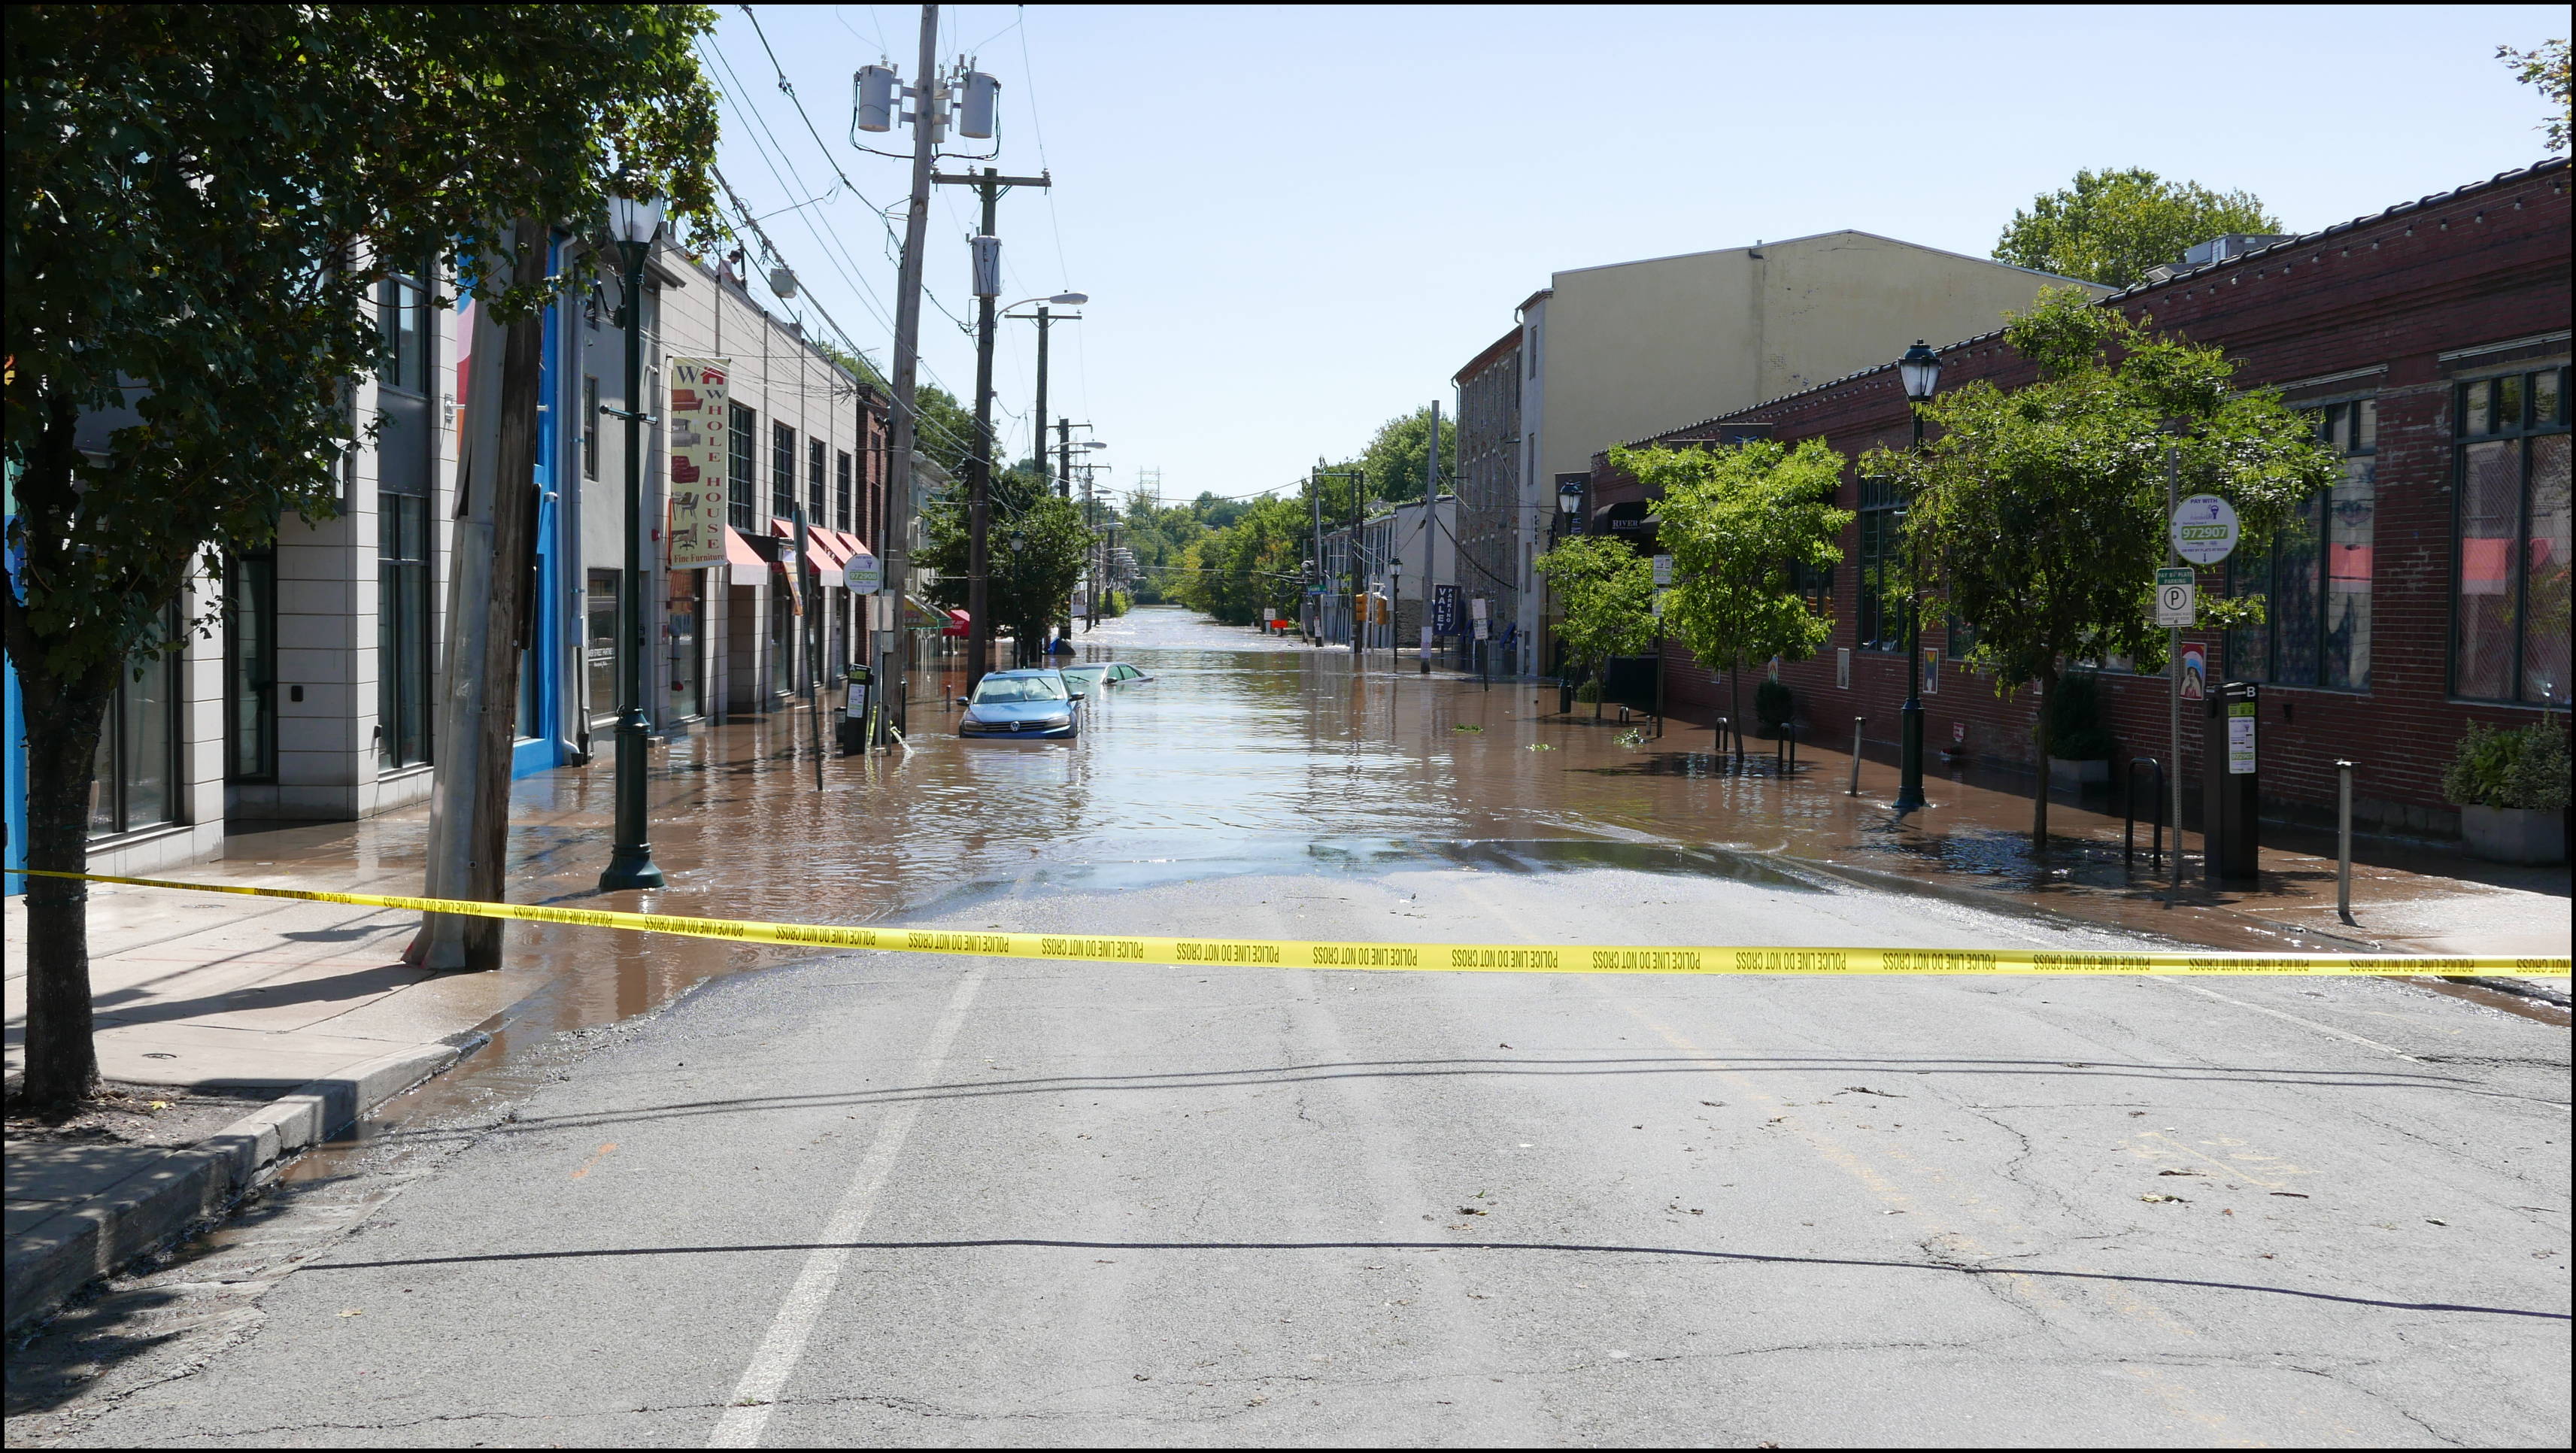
{"left": 666, "top": 357, "right": 732, "bottom": 569}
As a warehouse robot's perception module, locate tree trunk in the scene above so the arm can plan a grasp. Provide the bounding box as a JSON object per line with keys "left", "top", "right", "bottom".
{"left": 14, "top": 669, "right": 115, "bottom": 1107}
{"left": 5, "top": 398, "right": 116, "bottom": 1107}
{"left": 2030, "top": 667, "right": 2056, "bottom": 858}
{"left": 1727, "top": 657, "right": 1744, "bottom": 766}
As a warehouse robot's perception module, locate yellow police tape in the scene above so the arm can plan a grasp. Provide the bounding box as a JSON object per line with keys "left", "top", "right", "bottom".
{"left": 17, "top": 869, "right": 2569, "bottom": 978}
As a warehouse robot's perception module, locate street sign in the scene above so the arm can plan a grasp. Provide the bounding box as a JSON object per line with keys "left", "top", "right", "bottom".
{"left": 2171, "top": 494, "right": 2240, "bottom": 566}
{"left": 2180, "top": 642, "right": 2207, "bottom": 702}
{"left": 1652, "top": 554, "right": 1673, "bottom": 587}
{"left": 1652, "top": 589, "right": 1666, "bottom": 618}
{"left": 2154, "top": 566, "right": 2196, "bottom": 626}
{"left": 845, "top": 551, "right": 883, "bottom": 595}
{"left": 1432, "top": 584, "right": 1461, "bottom": 635}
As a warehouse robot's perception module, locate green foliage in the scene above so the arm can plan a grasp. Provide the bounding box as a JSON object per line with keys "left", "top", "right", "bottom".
{"left": 1115, "top": 490, "right": 1222, "bottom": 604}
{"left": 1172, "top": 495, "right": 1309, "bottom": 626}
{"left": 1100, "top": 590, "right": 1131, "bottom": 619}
{"left": 918, "top": 467, "right": 1094, "bottom": 657}
{"left": 2499, "top": 38, "right": 2571, "bottom": 153}
{"left": 1755, "top": 678, "right": 1794, "bottom": 733}
{"left": 1534, "top": 535, "right": 1655, "bottom": 691}
{"left": 1864, "top": 287, "right": 2338, "bottom": 845}
{"left": 1355, "top": 405, "right": 1457, "bottom": 505}
{"left": 1633, "top": 439, "right": 1851, "bottom": 746}
{"left": 2043, "top": 672, "right": 2117, "bottom": 761}
{"left": 1994, "top": 168, "right": 2280, "bottom": 287}
{"left": 2443, "top": 719, "right": 2572, "bottom": 811}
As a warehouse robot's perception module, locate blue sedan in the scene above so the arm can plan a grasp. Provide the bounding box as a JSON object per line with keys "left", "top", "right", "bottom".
{"left": 957, "top": 669, "right": 1085, "bottom": 740}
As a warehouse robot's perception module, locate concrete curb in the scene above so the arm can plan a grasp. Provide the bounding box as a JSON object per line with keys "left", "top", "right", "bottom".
{"left": 4, "top": 1041, "right": 467, "bottom": 1338}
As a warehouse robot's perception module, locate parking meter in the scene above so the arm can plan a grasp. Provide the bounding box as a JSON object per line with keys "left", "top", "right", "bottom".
{"left": 837, "top": 665, "right": 872, "bottom": 754}
{"left": 2202, "top": 680, "right": 2260, "bottom": 886}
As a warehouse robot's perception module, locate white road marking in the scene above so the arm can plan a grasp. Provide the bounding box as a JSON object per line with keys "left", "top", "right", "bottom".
{"left": 706, "top": 966, "right": 987, "bottom": 1448}
{"left": 2156, "top": 978, "right": 2419, "bottom": 1061}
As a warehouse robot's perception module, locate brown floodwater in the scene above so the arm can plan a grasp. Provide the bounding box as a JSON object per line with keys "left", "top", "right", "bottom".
{"left": 208, "top": 604, "right": 2550, "bottom": 1171}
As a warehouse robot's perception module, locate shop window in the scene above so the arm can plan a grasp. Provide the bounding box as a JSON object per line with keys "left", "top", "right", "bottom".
{"left": 91, "top": 605, "right": 182, "bottom": 839}
{"left": 1854, "top": 475, "right": 1904, "bottom": 652}
{"left": 587, "top": 570, "right": 620, "bottom": 726}
{"left": 378, "top": 492, "right": 432, "bottom": 769}
{"left": 728, "top": 402, "right": 757, "bottom": 531}
{"left": 2453, "top": 366, "right": 2569, "bottom": 705}
{"left": 2231, "top": 399, "right": 2377, "bottom": 691}
{"left": 772, "top": 421, "right": 796, "bottom": 521}
{"left": 225, "top": 552, "right": 276, "bottom": 783}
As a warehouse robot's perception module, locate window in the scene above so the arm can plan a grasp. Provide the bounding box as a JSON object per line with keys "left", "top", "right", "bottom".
{"left": 378, "top": 493, "right": 432, "bottom": 769}
{"left": 728, "top": 402, "right": 756, "bottom": 530}
{"left": 581, "top": 376, "right": 599, "bottom": 481}
{"left": 2231, "top": 398, "right": 2376, "bottom": 691}
{"left": 809, "top": 437, "right": 827, "bottom": 524}
{"left": 1854, "top": 475, "right": 1904, "bottom": 652}
{"left": 772, "top": 421, "right": 796, "bottom": 520}
{"left": 226, "top": 551, "right": 276, "bottom": 783}
{"left": 836, "top": 450, "right": 854, "bottom": 532}
{"left": 1793, "top": 557, "right": 1834, "bottom": 620}
{"left": 375, "top": 275, "right": 426, "bottom": 393}
{"left": 91, "top": 605, "right": 181, "bottom": 839}
{"left": 2453, "top": 366, "right": 2570, "bottom": 705}
{"left": 586, "top": 571, "right": 620, "bottom": 726}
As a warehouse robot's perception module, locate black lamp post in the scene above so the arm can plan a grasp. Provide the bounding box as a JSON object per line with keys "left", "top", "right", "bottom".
{"left": 1892, "top": 339, "right": 1942, "bottom": 814}
{"left": 599, "top": 194, "right": 667, "bottom": 891}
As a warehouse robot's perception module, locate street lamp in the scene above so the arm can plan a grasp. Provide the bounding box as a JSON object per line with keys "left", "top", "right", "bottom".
{"left": 1893, "top": 340, "right": 1942, "bottom": 814}
{"left": 1558, "top": 476, "right": 1586, "bottom": 533}
{"left": 599, "top": 194, "right": 667, "bottom": 891}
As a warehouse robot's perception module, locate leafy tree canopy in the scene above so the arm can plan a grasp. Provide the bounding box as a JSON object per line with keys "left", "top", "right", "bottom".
{"left": 1994, "top": 168, "right": 2280, "bottom": 288}
{"left": 1172, "top": 495, "right": 1308, "bottom": 625}
{"left": 1636, "top": 439, "right": 1852, "bottom": 750}
{"left": 2498, "top": 38, "right": 2571, "bottom": 153}
{"left": 1861, "top": 287, "right": 2340, "bottom": 847}
{"left": 1353, "top": 405, "right": 1457, "bottom": 507}
{"left": 1533, "top": 535, "right": 1655, "bottom": 694}
{"left": 918, "top": 465, "right": 1092, "bottom": 658}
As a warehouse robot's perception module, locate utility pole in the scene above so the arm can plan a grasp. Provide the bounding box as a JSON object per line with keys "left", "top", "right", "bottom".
{"left": 1057, "top": 417, "right": 1073, "bottom": 499}
{"left": 864, "top": 5, "right": 946, "bottom": 743}
{"left": 1309, "top": 463, "right": 1324, "bottom": 645}
{"left": 1033, "top": 307, "right": 1050, "bottom": 483}
{"left": 933, "top": 165, "right": 1051, "bottom": 690}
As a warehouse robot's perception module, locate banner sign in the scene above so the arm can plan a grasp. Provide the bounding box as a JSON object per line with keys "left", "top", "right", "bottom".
{"left": 1433, "top": 584, "right": 1461, "bottom": 635}
{"left": 666, "top": 357, "right": 732, "bottom": 569}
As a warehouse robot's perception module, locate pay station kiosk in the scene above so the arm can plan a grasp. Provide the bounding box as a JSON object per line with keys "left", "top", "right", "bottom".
{"left": 2203, "top": 680, "right": 2262, "bottom": 886}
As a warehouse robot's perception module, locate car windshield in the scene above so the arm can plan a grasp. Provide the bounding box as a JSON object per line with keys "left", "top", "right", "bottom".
{"left": 972, "top": 675, "right": 1067, "bottom": 704}
{"left": 1061, "top": 666, "right": 1107, "bottom": 682}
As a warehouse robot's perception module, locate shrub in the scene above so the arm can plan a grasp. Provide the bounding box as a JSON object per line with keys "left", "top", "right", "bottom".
{"left": 1573, "top": 679, "right": 1602, "bottom": 703}
{"left": 2041, "top": 671, "right": 2117, "bottom": 761}
{"left": 1754, "top": 678, "right": 1793, "bottom": 735}
{"left": 2442, "top": 718, "right": 2571, "bottom": 811}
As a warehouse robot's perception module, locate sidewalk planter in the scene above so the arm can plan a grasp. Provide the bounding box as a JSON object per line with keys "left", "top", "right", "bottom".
{"left": 2460, "top": 805, "right": 2568, "bottom": 865}
{"left": 2441, "top": 719, "right": 2572, "bottom": 863}
{"left": 2048, "top": 756, "right": 2112, "bottom": 790}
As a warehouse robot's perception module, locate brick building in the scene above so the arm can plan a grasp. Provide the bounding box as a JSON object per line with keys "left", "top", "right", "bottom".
{"left": 1591, "top": 159, "right": 2570, "bottom": 837}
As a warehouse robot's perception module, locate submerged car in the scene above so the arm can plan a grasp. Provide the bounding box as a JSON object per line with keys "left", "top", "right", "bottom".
{"left": 1059, "top": 661, "right": 1154, "bottom": 693}
{"left": 957, "top": 669, "right": 1085, "bottom": 739}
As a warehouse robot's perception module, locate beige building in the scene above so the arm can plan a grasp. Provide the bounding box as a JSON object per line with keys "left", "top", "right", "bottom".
{"left": 1485, "top": 231, "right": 2106, "bottom": 662}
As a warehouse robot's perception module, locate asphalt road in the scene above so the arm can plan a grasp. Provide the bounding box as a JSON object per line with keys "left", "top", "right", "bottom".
{"left": 17, "top": 859, "right": 2568, "bottom": 1447}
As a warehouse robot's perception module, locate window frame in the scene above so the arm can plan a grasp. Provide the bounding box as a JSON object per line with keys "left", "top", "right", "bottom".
{"left": 2229, "top": 395, "right": 2379, "bottom": 693}
{"left": 728, "top": 402, "right": 757, "bottom": 531}
{"left": 225, "top": 550, "right": 278, "bottom": 784}
{"left": 772, "top": 421, "right": 796, "bottom": 522}
{"left": 1853, "top": 474, "right": 1904, "bottom": 654}
{"left": 90, "top": 603, "right": 184, "bottom": 840}
{"left": 2449, "top": 362, "right": 2571, "bottom": 705}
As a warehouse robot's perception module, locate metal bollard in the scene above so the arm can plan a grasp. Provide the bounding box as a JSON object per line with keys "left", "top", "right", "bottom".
{"left": 2336, "top": 760, "right": 2356, "bottom": 926}
{"left": 1848, "top": 717, "right": 1864, "bottom": 796}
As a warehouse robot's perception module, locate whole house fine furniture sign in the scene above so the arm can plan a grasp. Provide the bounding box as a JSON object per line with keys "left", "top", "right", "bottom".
{"left": 666, "top": 357, "right": 732, "bottom": 569}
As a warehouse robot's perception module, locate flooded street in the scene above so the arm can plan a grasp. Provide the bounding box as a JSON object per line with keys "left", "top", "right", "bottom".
{"left": 10, "top": 608, "right": 2568, "bottom": 1448}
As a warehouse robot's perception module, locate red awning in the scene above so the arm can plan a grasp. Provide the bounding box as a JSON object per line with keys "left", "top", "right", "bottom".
{"left": 941, "top": 608, "right": 971, "bottom": 638}
{"left": 725, "top": 528, "right": 764, "bottom": 568}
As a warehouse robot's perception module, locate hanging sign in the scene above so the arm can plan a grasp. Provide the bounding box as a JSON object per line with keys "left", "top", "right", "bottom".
{"left": 1433, "top": 584, "right": 1461, "bottom": 635}
{"left": 2154, "top": 566, "right": 2198, "bottom": 626}
{"left": 2171, "top": 495, "right": 2240, "bottom": 566}
{"left": 666, "top": 358, "right": 733, "bottom": 569}
{"left": 2180, "top": 642, "right": 2207, "bottom": 702}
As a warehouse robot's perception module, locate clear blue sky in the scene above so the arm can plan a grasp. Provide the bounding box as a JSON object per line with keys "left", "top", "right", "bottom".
{"left": 703, "top": 4, "right": 2568, "bottom": 509}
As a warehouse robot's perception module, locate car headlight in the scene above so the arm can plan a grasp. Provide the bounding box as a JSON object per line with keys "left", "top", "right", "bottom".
{"left": 1033, "top": 714, "right": 1070, "bottom": 729}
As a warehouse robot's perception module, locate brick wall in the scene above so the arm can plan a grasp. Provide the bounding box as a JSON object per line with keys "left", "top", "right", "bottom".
{"left": 1624, "top": 161, "right": 2571, "bottom": 836}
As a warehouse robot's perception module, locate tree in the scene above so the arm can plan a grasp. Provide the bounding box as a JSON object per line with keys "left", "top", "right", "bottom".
{"left": 2499, "top": 38, "right": 2571, "bottom": 153}
{"left": 1634, "top": 440, "right": 1852, "bottom": 760}
{"left": 1172, "top": 495, "right": 1307, "bottom": 626}
{"left": 1533, "top": 535, "right": 1656, "bottom": 717}
{"left": 1994, "top": 168, "right": 2281, "bottom": 287}
{"left": 918, "top": 466, "right": 1091, "bottom": 661}
{"left": 4, "top": 5, "right": 719, "bottom": 1107}
{"left": 1862, "top": 287, "right": 2339, "bottom": 854}
{"left": 1355, "top": 405, "right": 1457, "bottom": 505}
